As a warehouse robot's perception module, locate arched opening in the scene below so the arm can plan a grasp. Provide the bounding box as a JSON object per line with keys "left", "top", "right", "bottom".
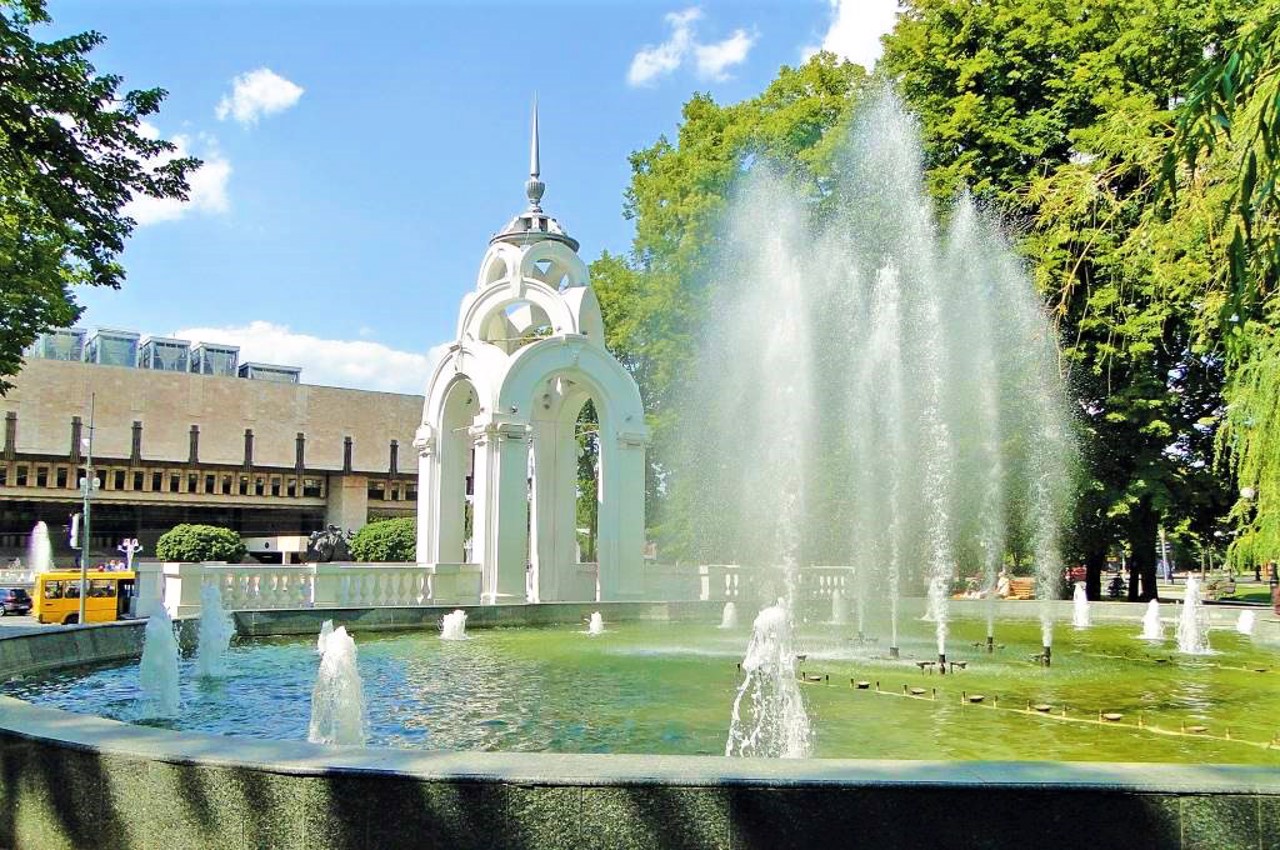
{"left": 439, "top": 378, "right": 478, "bottom": 563}
{"left": 528, "top": 373, "right": 608, "bottom": 601}
{"left": 479, "top": 300, "right": 555, "bottom": 355}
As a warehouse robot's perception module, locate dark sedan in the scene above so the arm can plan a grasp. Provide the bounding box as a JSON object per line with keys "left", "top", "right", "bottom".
{"left": 0, "top": 587, "right": 32, "bottom": 616}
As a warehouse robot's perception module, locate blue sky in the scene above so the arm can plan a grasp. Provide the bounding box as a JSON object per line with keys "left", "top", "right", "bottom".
{"left": 48, "top": 0, "right": 897, "bottom": 393}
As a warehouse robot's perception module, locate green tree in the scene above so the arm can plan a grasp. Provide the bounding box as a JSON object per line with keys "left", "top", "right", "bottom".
{"left": 1170, "top": 4, "right": 1280, "bottom": 568}
{"left": 0, "top": 0, "right": 198, "bottom": 390}
{"left": 882, "top": 0, "right": 1248, "bottom": 599}
{"left": 349, "top": 517, "right": 417, "bottom": 562}
{"left": 155, "top": 524, "right": 245, "bottom": 563}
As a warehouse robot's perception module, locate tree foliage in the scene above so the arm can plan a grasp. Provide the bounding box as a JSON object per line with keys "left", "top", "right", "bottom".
{"left": 0, "top": 0, "right": 198, "bottom": 390}
{"left": 156, "top": 524, "right": 245, "bottom": 563}
{"left": 882, "top": 0, "right": 1250, "bottom": 598}
{"left": 1169, "top": 4, "right": 1280, "bottom": 567}
{"left": 349, "top": 517, "right": 417, "bottom": 562}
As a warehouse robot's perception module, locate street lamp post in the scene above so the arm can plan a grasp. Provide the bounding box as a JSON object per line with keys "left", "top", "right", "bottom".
{"left": 77, "top": 393, "right": 97, "bottom": 625}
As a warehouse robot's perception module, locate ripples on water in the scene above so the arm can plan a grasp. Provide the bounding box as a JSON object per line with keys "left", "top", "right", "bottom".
{"left": 4, "top": 621, "right": 1277, "bottom": 764}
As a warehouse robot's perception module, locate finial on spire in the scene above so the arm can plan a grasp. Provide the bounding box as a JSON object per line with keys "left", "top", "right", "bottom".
{"left": 526, "top": 95, "right": 545, "bottom": 211}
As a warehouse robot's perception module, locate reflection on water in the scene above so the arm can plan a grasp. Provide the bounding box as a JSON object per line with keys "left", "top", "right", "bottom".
{"left": 4, "top": 619, "right": 1277, "bottom": 764}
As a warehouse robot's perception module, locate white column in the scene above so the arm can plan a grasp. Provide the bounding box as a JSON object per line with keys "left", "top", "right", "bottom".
{"left": 413, "top": 425, "right": 437, "bottom": 564}
{"left": 470, "top": 422, "right": 529, "bottom": 604}
{"left": 598, "top": 431, "right": 647, "bottom": 600}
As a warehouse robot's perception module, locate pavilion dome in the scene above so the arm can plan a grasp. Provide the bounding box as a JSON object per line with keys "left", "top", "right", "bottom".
{"left": 489, "top": 99, "right": 580, "bottom": 253}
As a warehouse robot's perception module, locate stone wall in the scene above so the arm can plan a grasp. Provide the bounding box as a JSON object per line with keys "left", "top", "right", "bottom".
{"left": 1, "top": 358, "right": 423, "bottom": 472}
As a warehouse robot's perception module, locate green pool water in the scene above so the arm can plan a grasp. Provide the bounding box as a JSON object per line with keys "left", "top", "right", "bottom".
{"left": 5, "top": 615, "right": 1278, "bottom": 763}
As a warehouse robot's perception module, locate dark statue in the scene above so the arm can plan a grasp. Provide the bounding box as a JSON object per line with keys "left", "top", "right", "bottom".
{"left": 305, "top": 524, "right": 353, "bottom": 563}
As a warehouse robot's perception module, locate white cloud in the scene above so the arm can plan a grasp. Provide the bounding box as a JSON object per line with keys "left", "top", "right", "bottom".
{"left": 803, "top": 0, "right": 899, "bottom": 70}
{"left": 695, "top": 29, "right": 757, "bottom": 81}
{"left": 173, "top": 321, "right": 446, "bottom": 395}
{"left": 628, "top": 7, "right": 756, "bottom": 87}
{"left": 215, "top": 68, "right": 304, "bottom": 126}
{"left": 123, "top": 121, "right": 232, "bottom": 226}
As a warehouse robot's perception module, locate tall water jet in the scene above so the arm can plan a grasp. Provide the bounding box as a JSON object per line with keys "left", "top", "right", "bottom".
{"left": 719, "top": 602, "right": 738, "bottom": 630}
{"left": 28, "top": 521, "right": 52, "bottom": 574}
{"left": 195, "top": 583, "right": 235, "bottom": 678}
{"left": 138, "top": 606, "right": 180, "bottom": 719}
{"left": 1236, "top": 610, "right": 1256, "bottom": 636}
{"left": 1177, "top": 576, "right": 1211, "bottom": 654}
{"left": 1141, "top": 599, "right": 1164, "bottom": 640}
{"left": 440, "top": 609, "right": 468, "bottom": 641}
{"left": 726, "top": 602, "right": 810, "bottom": 758}
{"left": 1072, "top": 583, "right": 1090, "bottom": 630}
{"left": 308, "top": 625, "right": 366, "bottom": 746}
{"left": 666, "top": 90, "right": 1074, "bottom": 682}
{"left": 586, "top": 611, "right": 604, "bottom": 635}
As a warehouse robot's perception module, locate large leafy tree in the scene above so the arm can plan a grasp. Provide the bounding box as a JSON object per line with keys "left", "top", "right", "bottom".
{"left": 0, "top": 0, "right": 197, "bottom": 390}
{"left": 882, "top": 0, "right": 1247, "bottom": 599}
{"left": 1166, "top": 4, "right": 1280, "bottom": 571}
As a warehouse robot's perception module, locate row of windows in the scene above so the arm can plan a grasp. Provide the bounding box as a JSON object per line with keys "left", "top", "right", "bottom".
{"left": 0, "top": 463, "right": 329, "bottom": 499}
{"left": 368, "top": 480, "right": 417, "bottom": 502}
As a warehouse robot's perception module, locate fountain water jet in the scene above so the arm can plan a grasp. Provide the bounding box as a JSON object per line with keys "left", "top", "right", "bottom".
{"left": 587, "top": 612, "right": 604, "bottom": 635}
{"left": 195, "top": 584, "right": 235, "bottom": 678}
{"left": 1141, "top": 600, "right": 1164, "bottom": 641}
{"left": 1236, "top": 610, "right": 1256, "bottom": 636}
{"left": 138, "top": 607, "right": 180, "bottom": 719}
{"left": 308, "top": 625, "right": 366, "bottom": 746}
{"left": 1177, "top": 577, "right": 1211, "bottom": 655}
{"left": 1072, "top": 583, "right": 1091, "bottom": 630}
{"left": 28, "top": 522, "right": 52, "bottom": 575}
{"left": 440, "top": 609, "right": 468, "bottom": 641}
{"left": 719, "top": 602, "right": 738, "bottom": 630}
{"left": 726, "top": 602, "right": 810, "bottom": 758}
{"left": 317, "top": 619, "right": 335, "bottom": 654}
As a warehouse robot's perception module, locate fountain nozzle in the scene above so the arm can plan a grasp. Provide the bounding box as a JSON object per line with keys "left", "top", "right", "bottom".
{"left": 937, "top": 653, "right": 947, "bottom": 675}
{"left": 889, "top": 646, "right": 900, "bottom": 659}
{"left": 986, "top": 635, "right": 994, "bottom": 654}
{"left": 1042, "top": 645, "right": 1052, "bottom": 667}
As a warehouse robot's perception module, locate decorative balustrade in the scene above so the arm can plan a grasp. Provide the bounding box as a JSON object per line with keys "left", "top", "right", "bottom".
{"left": 135, "top": 560, "right": 865, "bottom": 616}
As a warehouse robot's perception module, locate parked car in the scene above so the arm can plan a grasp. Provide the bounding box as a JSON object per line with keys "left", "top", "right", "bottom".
{"left": 0, "top": 587, "right": 32, "bottom": 616}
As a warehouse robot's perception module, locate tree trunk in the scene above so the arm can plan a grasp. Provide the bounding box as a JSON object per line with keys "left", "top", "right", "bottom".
{"left": 1127, "top": 498, "right": 1160, "bottom": 602}
{"left": 1084, "top": 538, "right": 1107, "bottom": 601}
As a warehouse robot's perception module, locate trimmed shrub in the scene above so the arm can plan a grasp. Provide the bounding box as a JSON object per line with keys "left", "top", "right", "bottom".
{"left": 155, "top": 524, "right": 246, "bottom": 563}
{"left": 349, "top": 517, "right": 416, "bottom": 562}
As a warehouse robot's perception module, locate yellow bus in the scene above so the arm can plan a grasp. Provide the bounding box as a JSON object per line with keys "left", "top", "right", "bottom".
{"left": 32, "top": 571, "right": 136, "bottom": 625}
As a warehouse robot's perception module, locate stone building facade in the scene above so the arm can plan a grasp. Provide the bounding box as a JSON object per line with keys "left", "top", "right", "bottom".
{"left": 0, "top": 358, "right": 423, "bottom": 564}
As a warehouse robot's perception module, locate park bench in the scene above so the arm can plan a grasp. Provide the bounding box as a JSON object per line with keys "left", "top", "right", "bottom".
{"left": 1007, "top": 577, "right": 1036, "bottom": 600}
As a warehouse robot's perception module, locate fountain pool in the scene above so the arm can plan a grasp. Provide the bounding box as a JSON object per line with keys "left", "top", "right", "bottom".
{"left": 5, "top": 613, "right": 1276, "bottom": 764}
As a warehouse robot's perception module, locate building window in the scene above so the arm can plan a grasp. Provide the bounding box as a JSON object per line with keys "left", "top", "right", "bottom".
{"left": 287, "top": 478, "right": 297, "bottom": 497}
{"left": 131, "top": 471, "right": 142, "bottom": 490}
{"left": 389, "top": 486, "right": 400, "bottom": 501}
{"left": 169, "top": 473, "right": 180, "bottom": 493}
{"left": 270, "top": 477, "right": 281, "bottom": 497}
{"left": 152, "top": 471, "right": 162, "bottom": 491}
{"left": 222, "top": 475, "right": 232, "bottom": 495}
{"left": 0, "top": 468, "right": 7, "bottom": 486}
{"left": 188, "top": 473, "right": 198, "bottom": 493}
{"left": 254, "top": 477, "right": 264, "bottom": 496}
{"left": 302, "top": 479, "right": 321, "bottom": 498}
{"left": 205, "top": 474, "right": 215, "bottom": 493}
{"left": 56, "top": 468, "right": 68, "bottom": 489}
{"left": 367, "top": 481, "right": 385, "bottom": 501}
{"left": 406, "top": 485, "right": 417, "bottom": 501}
{"left": 238, "top": 476, "right": 248, "bottom": 496}
{"left": 35, "top": 467, "right": 48, "bottom": 487}
{"left": 16, "top": 466, "right": 27, "bottom": 486}
{"left": 114, "top": 470, "right": 125, "bottom": 490}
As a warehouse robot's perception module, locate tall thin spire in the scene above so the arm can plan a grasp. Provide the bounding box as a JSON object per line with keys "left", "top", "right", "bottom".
{"left": 525, "top": 95, "right": 545, "bottom": 211}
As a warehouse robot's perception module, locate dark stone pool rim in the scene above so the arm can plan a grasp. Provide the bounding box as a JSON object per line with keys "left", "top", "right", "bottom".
{"left": 1, "top": 607, "right": 1278, "bottom": 849}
